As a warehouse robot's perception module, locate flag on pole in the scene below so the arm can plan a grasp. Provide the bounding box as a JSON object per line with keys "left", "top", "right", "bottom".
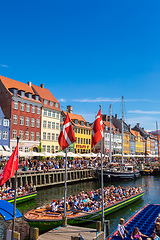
{"left": 58, "top": 113, "right": 76, "bottom": 150}
{"left": 92, "top": 108, "right": 104, "bottom": 148}
{"left": 0, "top": 144, "right": 18, "bottom": 186}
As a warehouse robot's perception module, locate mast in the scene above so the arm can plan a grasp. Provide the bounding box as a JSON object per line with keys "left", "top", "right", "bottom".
{"left": 109, "top": 104, "right": 112, "bottom": 164}
{"left": 122, "top": 96, "right": 124, "bottom": 165}
{"left": 156, "top": 121, "right": 160, "bottom": 163}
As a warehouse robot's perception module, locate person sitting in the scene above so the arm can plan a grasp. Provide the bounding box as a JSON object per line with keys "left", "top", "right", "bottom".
{"left": 155, "top": 222, "right": 160, "bottom": 237}
{"left": 117, "top": 218, "right": 128, "bottom": 239}
{"left": 147, "top": 231, "right": 160, "bottom": 240}
{"left": 131, "top": 227, "right": 148, "bottom": 240}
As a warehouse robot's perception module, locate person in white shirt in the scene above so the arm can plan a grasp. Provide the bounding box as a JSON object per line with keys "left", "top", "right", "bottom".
{"left": 117, "top": 218, "right": 128, "bottom": 239}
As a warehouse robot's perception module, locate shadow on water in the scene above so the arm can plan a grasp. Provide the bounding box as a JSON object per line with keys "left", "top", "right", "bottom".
{"left": 1, "top": 175, "right": 160, "bottom": 239}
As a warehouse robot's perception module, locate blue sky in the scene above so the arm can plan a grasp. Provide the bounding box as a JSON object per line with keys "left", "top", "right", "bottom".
{"left": 1, "top": 0, "right": 160, "bottom": 130}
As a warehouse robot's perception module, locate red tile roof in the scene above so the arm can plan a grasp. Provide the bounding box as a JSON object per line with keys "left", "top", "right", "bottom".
{"left": 62, "top": 111, "right": 91, "bottom": 129}
{"left": 32, "top": 84, "right": 59, "bottom": 103}
{"left": 0, "top": 75, "right": 34, "bottom": 94}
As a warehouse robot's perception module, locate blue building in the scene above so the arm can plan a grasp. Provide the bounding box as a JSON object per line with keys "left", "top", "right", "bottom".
{"left": 130, "top": 132, "right": 135, "bottom": 154}
{"left": 0, "top": 107, "right": 10, "bottom": 151}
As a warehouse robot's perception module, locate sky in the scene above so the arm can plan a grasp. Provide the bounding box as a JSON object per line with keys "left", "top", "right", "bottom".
{"left": 1, "top": 0, "right": 160, "bottom": 131}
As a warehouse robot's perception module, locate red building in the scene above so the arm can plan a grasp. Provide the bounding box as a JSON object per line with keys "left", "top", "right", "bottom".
{"left": 0, "top": 76, "right": 42, "bottom": 152}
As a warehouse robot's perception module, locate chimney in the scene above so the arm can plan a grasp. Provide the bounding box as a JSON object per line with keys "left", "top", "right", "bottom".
{"left": 115, "top": 114, "right": 117, "bottom": 119}
{"left": 102, "top": 114, "right": 108, "bottom": 122}
{"left": 129, "top": 124, "right": 131, "bottom": 131}
{"left": 142, "top": 127, "right": 144, "bottom": 130}
{"left": 27, "top": 81, "right": 32, "bottom": 87}
{"left": 67, "top": 106, "right": 73, "bottom": 113}
{"left": 40, "top": 84, "right": 44, "bottom": 89}
{"left": 137, "top": 123, "right": 140, "bottom": 127}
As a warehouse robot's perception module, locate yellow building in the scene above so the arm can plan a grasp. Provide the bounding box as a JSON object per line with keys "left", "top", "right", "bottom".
{"left": 131, "top": 130, "right": 143, "bottom": 154}
{"left": 62, "top": 107, "right": 91, "bottom": 153}
{"left": 32, "top": 84, "right": 61, "bottom": 153}
{"left": 123, "top": 132, "right": 130, "bottom": 154}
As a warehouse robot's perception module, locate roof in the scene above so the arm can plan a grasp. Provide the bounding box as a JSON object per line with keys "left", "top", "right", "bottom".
{"left": 0, "top": 75, "right": 34, "bottom": 94}
{"left": 130, "top": 130, "right": 139, "bottom": 136}
{"left": 103, "top": 121, "right": 116, "bottom": 129}
{"left": 32, "top": 84, "right": 59, "bottom": 103}
{"left": 62, "top": 111, "right": 91, "bottom": 129}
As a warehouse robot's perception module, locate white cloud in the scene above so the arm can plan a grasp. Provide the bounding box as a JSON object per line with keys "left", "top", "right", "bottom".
{"left": 58, "top": 98, "right": 66, "bottom": 102}
{"left": 0, "top": 64, "right": 8, "bottom": 68}
{"left": 128, "top": 110, "right": 160, "bottom": 114}
{"left": 72, "top": 98, "right": 160, "bottom": 103}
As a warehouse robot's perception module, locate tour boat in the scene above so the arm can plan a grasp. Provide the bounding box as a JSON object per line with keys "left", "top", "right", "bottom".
{"left": 5, "top": 191, "right": 37, "bottom": 204}
{"left": 107, "top": 203, "right": 160, "bottom": 240}
{"left": 24, "top": 191, "right": 143, "bottom": 232}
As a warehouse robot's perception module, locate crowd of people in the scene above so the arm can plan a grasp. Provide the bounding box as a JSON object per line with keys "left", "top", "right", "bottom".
{"left": 49, "top": 185, "right": 142, "bottom": 213}
{"left": 0, "top": 183, "right": 35, "bottom": 200}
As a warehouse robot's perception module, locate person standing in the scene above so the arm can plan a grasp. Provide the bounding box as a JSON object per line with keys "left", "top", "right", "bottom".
{"left": 117, "top": 218, "right": 128, "bottom": 239}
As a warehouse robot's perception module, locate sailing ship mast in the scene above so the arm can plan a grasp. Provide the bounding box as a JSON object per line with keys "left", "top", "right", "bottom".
{"left": 156, "top": 121, "right": 160, "bottom": 164}
{"left": 109, "top": 104, "right": 112, "bottom": 164}
{"left": 122, "top": 96, "right": 124, "bottom": 165}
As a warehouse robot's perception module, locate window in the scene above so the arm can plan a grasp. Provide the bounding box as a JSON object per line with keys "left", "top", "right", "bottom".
{"left": 31, "top": 118, "right": 35, "bottom": 127}
{"left": 0, "top": 119, "right": 1, "bottom": 125}
{"left": 84, "top": 138, "right": 85, "bottom": 144}
{"left": 19, "top": 146, "right": 23, "bottom": 152}
{"left": 89, "top": 130, "right": 91, "bottom": 135}
{"left": 52, "top": 122, "right": 55, "bottom": 129}
{"left": 81, "top": 121, "right": 84, "bottom": 126}
{"left": 32, "top": 105, "right": 35, "bottom": 113}
{"left": 50, "top": 101, "right": 53, "bottom": 106}
{"left": 81, "top": 129, "right": 83, "bottom": 134}
{"left": 0, "top": 131, "right": 1, "bottom": 139}
{"left": 43, "top": 132, "right": 46, "bottom": 140}
{"left": 21, "top": 91, "right": 25, "bottom": 97}
{"left": 3, "top": 131, "right": 8, "bottom": 140}
{"left": 12, "top": 146, "right": 15, "bottom": 152}
{"left": 75, "top": 137, "right": 77, "bottom": 143}
{"left": 84, "top": 129, "right": 85, "bottom": 134}
{"left": 3, "top": 119, "right": 9, "bottom": 126}
{"left": 43, "top": 121, "right": 47, "bottom": 128}
{"left": 31, "top": 132, "right": 34, "bottom": 141}
{"left": 78, "top": 138, "right": 80, "bottom": 143}
{"left": 89, "top": 139, "right": 90, "bottom": 144}
{"left": 47, "top": 145, "right": 50, "bottom": 153}
{"left": 20, "top": 116, "right": 24, "bottom": 126}
{"left": 36, "top": 132, "right": 40, "bottom": 141}
{"left": 75, "top": 128, "right": 77, "bottom": 133}
{"left": 26, "top": 117, "right": 29, "bottom": 126}
{"left": 86, "top": 122, "right": 89, "bottom": 127}
{"left": 25, "top": 131, "right": 29, "bottom": 140}
{"left": 78, "top": 129, "right": 80, "bottom": 133}
{"left": 81, "top": 138, "right": 83, "bottom": 144}
{"left": 55, "top": 146, "right": 58, "bottom": 151}
{"left": 13, "top": 115, "right": 17, "bottom": 125}
{"left": 56, "top": 112, "right": 59, "bottom": 119}
{"left": 44, "top": 109, "right": 47, "bottom": 116}
{"left": 42, "top": 145, "right": 46, "bottom": 152}
{"left": 86, "top": 130, "right": 88, "bottom": 134}
{"left": 26, "top": 104, "right": 30, "bottom": 112}
{"left": 55, "top": 103, "right": 58, "bottom": 108}
{"left": 75, "top": 119, "right": 78, "bottom": 125}
{"left": 56, "top": 134, "right": 58, "bottom": 141}
{"left": 14, "top": 101, "right": 18, "bottom": 110}
{"left": 28, "top": 93, "right": 32, "bottom": 99}
{"left": 48, "top": 110, "right": 51, "bottom": 117}
{"left": 56, "top": 123, "right": 59, "bottom": 130}
{"left": 21, "top": 102, "right": 24, "bottom": 111}
{"left": 48, "top": 121, "right": 51, "bottom": 129}
{"left": 52, "top": 111, "right": 55, "bottom": 118}
{"left": 13, "top": 130, "right": 17, "bottom": 139}
{"left": 52, "top": 133, "right": 55, "bottom": 141}
{"left": 86, "top": 139, "right": 88, "bottom": 144}
{"left": 47, "top": 133, "right": 51, "bottom": 140}
{"left": 51, "top": 145, "right": 54, "bottom": 153}
{"left": 25, "top": 147, "right": 29, "bottom": 152}
{"left": 44, "top": 99, "right": 47, "bottom": 105}
{"left": 19, "top": 130, "right": 23, "bottom": 140}
{"left": 35, "top": 96, "right": 39, "bottom": 101}
{"left": 37, "top": 119, "right": 40, "bottom": 128}
{"left": 37, "top": 107, "right": 40, "bottom": 114}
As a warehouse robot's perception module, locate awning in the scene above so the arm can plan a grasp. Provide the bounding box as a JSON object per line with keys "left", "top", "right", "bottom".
{"left": 0, "top": 145, "right": 3, "bottom": 151}
{"left": 0, "top": 200, "right": 22, "bottom": 221}
{"left": 3, "top": 145, "right": 10, "bottom": 151}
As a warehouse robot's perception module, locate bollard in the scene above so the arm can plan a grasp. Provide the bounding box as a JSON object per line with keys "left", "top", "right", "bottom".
{"left": 62, "top": 216, "right": 67, "bottom": 226}
{"left": 29, "top": 227, "right": 39, "bottom": 240}
{"left": 96, "top": 221, "right": 101, "bottom": 232}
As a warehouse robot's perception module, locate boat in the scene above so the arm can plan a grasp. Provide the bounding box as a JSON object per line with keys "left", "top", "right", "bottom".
{"left": 5, "top": 191, "right": 37, "bottom": 204}
{"left": 24, "top": 191, "right": 143, "bottom": 232}
{"left": 107, "top": 204, "right": 160, "bottom": 240}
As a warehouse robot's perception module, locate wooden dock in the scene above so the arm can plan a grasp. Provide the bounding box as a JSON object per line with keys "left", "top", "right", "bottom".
{"left": 38, "top": 225, "right": 104, "bottom": 240}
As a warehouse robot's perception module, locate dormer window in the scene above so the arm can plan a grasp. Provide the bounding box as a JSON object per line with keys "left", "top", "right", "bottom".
{"left": 21, "top": 91, "right": 25, "bottom": 97}
{"left": 55, "top": 102, "right": 58, "bottom": 108}
{"left": 86, "top": 122, "right": 89, "bottom": 127}
{"left": 35, "top": 95, "right": 39, "bottom": 101}
{"left": 50, "top": 101, "right": 53, "bottom": 106}
{"left": 28, "top": 93, "right": 32, "bottom": 99}
{"left": 44, "top": 99, "right": 47, "bottom": 105}
{"left": 14, "top": 89, "right": 17, "bottom": 96}
{"left": 75, "top": 119, "right": 78, "bottom": 125}
{"left": 81, "top": 121, "right": 84, "bottom": 126}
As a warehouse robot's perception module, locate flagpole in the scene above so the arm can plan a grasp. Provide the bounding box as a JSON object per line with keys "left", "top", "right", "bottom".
{"left": 101, "top": 137, "right": 104, "bottom": 230}
{"left": 64, "top": 148, "right": 67, "bottom": 218}
{"left": 11, "top": 136, "right": 19, "bottom": 240}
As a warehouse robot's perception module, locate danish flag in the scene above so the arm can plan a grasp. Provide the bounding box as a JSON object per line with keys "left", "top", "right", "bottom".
{"left": 0, "top": 144, "right": 18, "bottom": 186}
{"left": 91, "top": 108, "right": 104, "bottom": 148}
{"left": 58, "top": 113, "right": 76, "bottom": 150}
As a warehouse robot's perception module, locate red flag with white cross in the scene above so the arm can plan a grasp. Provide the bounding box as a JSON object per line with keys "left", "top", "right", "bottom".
{"left": 91, "top": 108, "right": 104, "bottom": 148}
{"left": 58, "top": 113, "right": 76, "bottom": 150}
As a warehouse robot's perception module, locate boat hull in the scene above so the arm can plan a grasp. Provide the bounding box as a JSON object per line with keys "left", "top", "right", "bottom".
{"left": 25, "top": 192, "right": 143, "bottom": 232}
{"left": 6, "top": 191, "right": 37, "bottom": 204}
{"left": 100, "top": 170, "right": 140, "bottom": 181}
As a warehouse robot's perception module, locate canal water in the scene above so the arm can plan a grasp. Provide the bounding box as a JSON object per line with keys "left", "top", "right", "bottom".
{"left": 1, "top": 175, "right": 160, "bottom": 239}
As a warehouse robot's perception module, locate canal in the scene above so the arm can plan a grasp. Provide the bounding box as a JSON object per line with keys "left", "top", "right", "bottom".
{"left": 1, "top": 175, "right": 160, "bottom": 239}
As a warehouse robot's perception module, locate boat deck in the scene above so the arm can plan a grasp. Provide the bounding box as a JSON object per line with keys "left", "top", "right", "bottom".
{"left": 110, "top": 204, "right": 160, "bottom": 240}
